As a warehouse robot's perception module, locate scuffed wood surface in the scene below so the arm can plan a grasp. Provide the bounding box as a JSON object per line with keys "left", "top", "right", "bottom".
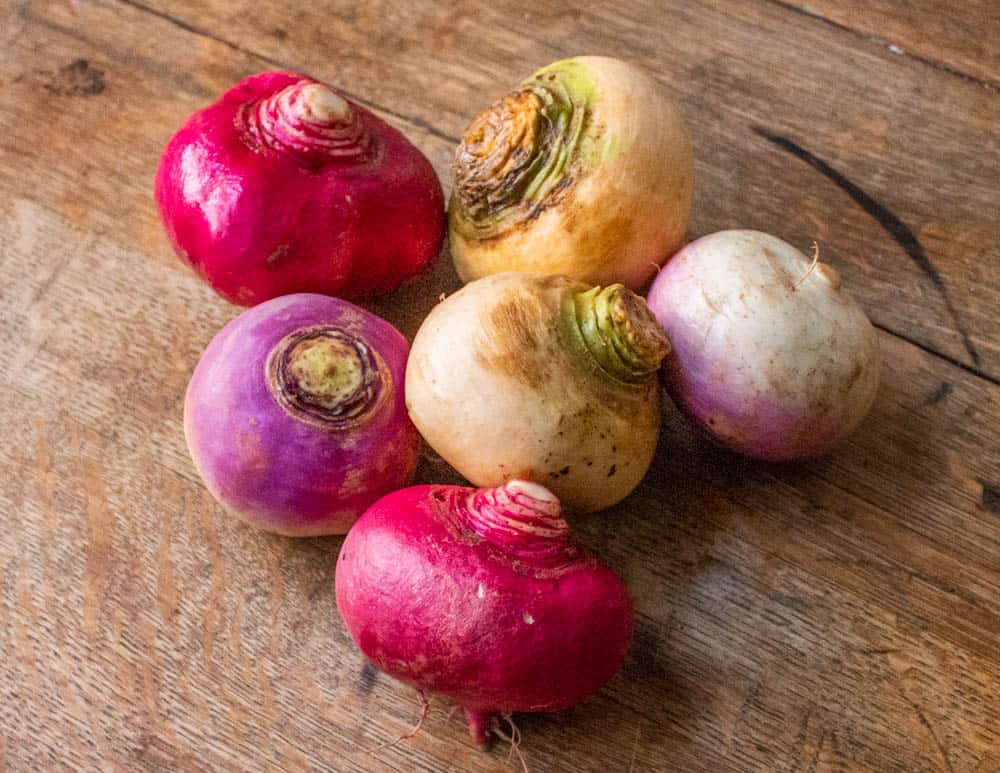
{"left": 147, "top": 0, "right": 1000, "bottom": 379}
{"left": 777, "top": 0, "right": 1000, "bottom": 87}
{"left": 1, "top": 1, "right": 998, "bottom": 771}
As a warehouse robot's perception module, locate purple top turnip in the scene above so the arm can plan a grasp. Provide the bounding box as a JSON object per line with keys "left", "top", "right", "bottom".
{"left": 184, "top": 293, "right": 419, "bottom": 536}
{"left": 646, "top": 230, "right": 880, "bottom": 460}
{"left": 155, "top": 71, "right": 445, "bottom": 306}
{"left": 336, "top": 480, "right": 633, "bottom": 745}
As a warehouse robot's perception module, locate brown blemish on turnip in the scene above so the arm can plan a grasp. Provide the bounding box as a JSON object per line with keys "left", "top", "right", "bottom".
{"left": 474, "top": 291, "right": 555, "bottom": 388}
{"left": 339, "top": 465, "right": 369, "bottom": 498}
{"left": 265, "top": 244, "right": 290, "bottom": 268}
{"left": 847, "top": 364, "right": 864, "bottom": 389}
{"left": 815, "top": 262, "right": 842, "bottom": 290}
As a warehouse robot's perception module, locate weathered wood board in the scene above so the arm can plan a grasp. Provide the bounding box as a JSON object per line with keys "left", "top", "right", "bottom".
{"left": 1, "top": 1, "right": 998, "bottom": 771}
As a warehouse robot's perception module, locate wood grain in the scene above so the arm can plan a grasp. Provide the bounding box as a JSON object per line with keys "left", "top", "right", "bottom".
{"left": 140, "top": 0, "right": 1000, "bottom": 380}
{"left": 1, "top": 1, "right": 998, "bottom": 771}
{"left": 775, "top": 0, "right": 1000, "bottom": 87}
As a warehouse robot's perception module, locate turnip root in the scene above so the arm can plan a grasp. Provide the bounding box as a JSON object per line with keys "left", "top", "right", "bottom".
{"left": 406, "top": 272, "right": 671, "bottom": 512}
{"left": 184, "top": 293, "right": 419, "bottom": 535}
{"left": 646, "top": 230, "right": 880, "bottom": 460}
{"left": 155, "top": 71, "right": 444, "bottom": 305}
{"left": 449, "top": 56, "right": 693, "bottom": 290}
{"left": 335, "top": 480, "right": 633, "bottom": 745}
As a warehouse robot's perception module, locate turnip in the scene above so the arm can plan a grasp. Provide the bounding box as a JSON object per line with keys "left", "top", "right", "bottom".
{"left": 449, "top": 56, "right": 693, "bottom": 290}
{"left": 156, "top": 71, "right": 445, "bottom": 306}
{"left": 184, "top": 294, "right": 419, "bottom": 536}
{"left": 335, "top": 480, "right": 633, "bottom": 745}
{"left": 646, "top": 230, "right": 880, "bottom": 460}
{"left": 406, "top": 272, "right": 670, "bottom": 512}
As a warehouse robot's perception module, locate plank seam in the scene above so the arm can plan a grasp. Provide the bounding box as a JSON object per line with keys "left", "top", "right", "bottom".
{"left": 113, "top": 0, "right": 456, "bottom": 143}
{"left": 764, "top": 0, "right": 1000, "bottom": 93}
{"left": 871, "top": 321, "right": 1000, "bottom": 388}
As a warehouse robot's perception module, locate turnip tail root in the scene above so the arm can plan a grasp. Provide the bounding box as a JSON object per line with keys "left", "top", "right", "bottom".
{"left": 361, "top": 690, "right": 430, "bottom": 755}
{"left": 794, "top": 241, "right": 821, "bottom": 288}
{"left": 465, "top": 707, "right": 529, "bottom": 770}
{"left": 494, "top": 714, "right": 528, "bottom": 773}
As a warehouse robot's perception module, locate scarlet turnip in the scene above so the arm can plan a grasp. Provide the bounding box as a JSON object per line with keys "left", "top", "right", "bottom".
{"left": 646, "top": 230, "right": 880, "bottom": 460}
{"left": 184, "top": 294, "right": 418, "bottom": 535}
{"left": 156, "top": 71, "right": 445, "bottom": 305}
{"left": 335, "top": 480, "right": 633, "bottom": 745}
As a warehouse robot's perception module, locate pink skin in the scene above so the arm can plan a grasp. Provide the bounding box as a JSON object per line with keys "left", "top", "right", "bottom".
{"left": 661, "top": 354, "right": 846, "bottom": 457}
{"left": 156, "top": 71, "right": 445, "bottom": 306}
{"left": 335, "top": 480, "right": 633, "bottom": 745}
{"left": 184, "top": 293, "right": 419, "bottom": 536}
{"left": 646, "top": 230, "right": 880, "bottom": 460}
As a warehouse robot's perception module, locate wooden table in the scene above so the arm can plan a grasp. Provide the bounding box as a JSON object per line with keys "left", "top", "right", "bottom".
{"left": 2, "top": 1, "right": 998, "bottom": 770}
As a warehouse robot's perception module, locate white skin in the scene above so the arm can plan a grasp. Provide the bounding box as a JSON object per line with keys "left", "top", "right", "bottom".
{"left": 406, "top": 273, "right": 663, "bottom": 512}
{"left": 649, "top": 230, "right": 880, "bottom": 460}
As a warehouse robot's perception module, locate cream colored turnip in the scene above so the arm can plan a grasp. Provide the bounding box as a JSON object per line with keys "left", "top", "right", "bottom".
{"left": 406, "top": 273, "right": 670, "bottom": 512}
{"left": 449, "top": 56, "right": 694, "bottom": 291}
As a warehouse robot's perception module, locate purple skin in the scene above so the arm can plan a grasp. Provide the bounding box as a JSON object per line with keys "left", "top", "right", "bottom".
{"left": 184, "top": 293, "right": 419, "bottom": 536}
{"left": 663, "top": 353, "right": 846, "bottom": 457}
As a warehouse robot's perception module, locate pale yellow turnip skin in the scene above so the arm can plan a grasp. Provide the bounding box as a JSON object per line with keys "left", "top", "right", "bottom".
{"left": 449, "top": 56, "right": 694, "bottom": 291}
{"left": 406, "top": 273, "right": 665, "bottom": 512}
{"left": 647, "top": 230, "right": 881, "bottom": 460}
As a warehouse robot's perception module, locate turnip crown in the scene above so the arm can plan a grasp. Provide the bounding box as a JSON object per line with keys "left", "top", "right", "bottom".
{"left": 560, "top": 284, "right": 670, "bottom": 383}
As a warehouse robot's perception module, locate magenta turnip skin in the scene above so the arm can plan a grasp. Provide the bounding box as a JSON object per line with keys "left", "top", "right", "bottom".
{"left": 156, "top": 71, "right": 445, "bottom": 306}
{"left": 646, "top": 230, "right": 880, "bottom": 460}
{"left": 184, "top": 293, "right": 419, "bottom": 536}
{"left": 335, "top": 480, "right": 633, "bottom": 745}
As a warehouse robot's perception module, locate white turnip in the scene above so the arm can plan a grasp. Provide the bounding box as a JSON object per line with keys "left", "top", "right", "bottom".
{"left": 646, "top": 230, "right": 880, "bottom": 460}
{"left": 406, "top": 272, "right": 670, "bottom": 511}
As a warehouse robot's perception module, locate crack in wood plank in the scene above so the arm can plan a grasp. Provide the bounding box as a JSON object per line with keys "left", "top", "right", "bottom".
{"left": 898, "top": 687, "right": 956, "bottom": 773}
{"left": 754, "top": 126, "right": 984, "bottom": 372}
{"left": 977, "top": 479, "right": 1000, "bottom": 514}
{"left": 114, "top": 0, "right": 458, "bottom": 143}
{"left": 82, "top": 457, "right": 114, "bottom": 637}
{"left": 869, "top": 321, "right": 999, "bottom": 388}
{"left": 763, "top": 0, "right": 1000, "bottom": 92}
